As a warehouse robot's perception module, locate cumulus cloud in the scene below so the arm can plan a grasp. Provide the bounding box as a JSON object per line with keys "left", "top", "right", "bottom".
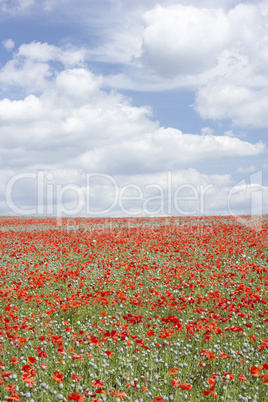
{"left": 137, "top": 3, "right": 268, "bottom": 127}
{"left": 2, "top": 1, "right": 266, "bottom": 129}
{"left": 99, "top": 2, "right": 268, "bottom": 128}
{"left": 0, "top": 51, "right": 265, "bottom": 173}
{"left": 0, "top": 41, "right": 266, "bottom": 216}
{"left": 139, "top": 3, "right": 268, "bottom": 76}
{"left": 139, "top": 5, "right": 230, "bottom": 76}
{"left": 0, "top": 42, "right": 86, "bottom": 94}
{"left": 17, "top": 42, "right": 85, "bottom": 66}
{"left": 3, "top": 1, "right": 267, "bottom": 131}
{"left": 195, "top": 83, "right": 268, "bottom": 128}
{"left": 2, "top": 39, "right": 15, "bottom": 51}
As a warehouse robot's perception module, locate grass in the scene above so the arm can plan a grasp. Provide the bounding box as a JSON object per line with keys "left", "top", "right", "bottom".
{"left": 0, "top": 215, "right": 267, "bottom": 401}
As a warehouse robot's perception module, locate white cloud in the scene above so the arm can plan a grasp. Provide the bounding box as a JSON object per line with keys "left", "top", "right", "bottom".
{"left": 0, "top": 60, "right": 264, "bottom": 173}
{"left": 0, "top": 58, "right": 52, "bottom": 92}
{"left": 137, "top": 2, "right": 268, "bottom": 127}
{"left": 95, "top": 2, "right": 268, "bottom": 128}
{"left": 139, "top": 5, "right": 230, "bottom": 76}
{"left": 0, "top": 39, "right": 267, "bottom": 216}
{"left": 3, "top": 166, "right": 267, "bottom": 217}
{"left": 3, "top": 1, "right": 266, "bottom": 129}
{"left": 137, "top": 3, "right": 268, "bottom": 78}
{"left": 195, "top": 83, "right": 268, "bottom": 128}
{"left": 0, "top": 42, "right": 86, "bottom": 93}
{"left": 2, "top": 39, "right": 15, "bottom": 51}
{"left": 17, "top": 42, "right": 85, "bottom": 67}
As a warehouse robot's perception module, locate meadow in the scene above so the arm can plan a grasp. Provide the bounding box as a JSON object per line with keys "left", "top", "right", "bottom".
{"left": 0, "top": 215, "right": 267, "bottom": 402}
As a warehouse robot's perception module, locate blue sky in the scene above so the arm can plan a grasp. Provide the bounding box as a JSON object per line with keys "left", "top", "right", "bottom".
{"left": 0, "top": 0, "right": 267, "bottom": 218}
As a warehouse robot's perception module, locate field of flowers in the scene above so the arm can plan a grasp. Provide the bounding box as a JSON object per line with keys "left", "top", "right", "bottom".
{"left": 0, "top": 215, "right": 267, "bottom": 402}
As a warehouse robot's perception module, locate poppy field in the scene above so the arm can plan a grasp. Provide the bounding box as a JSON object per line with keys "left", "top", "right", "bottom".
{"left": 0, "top": 215, "right": 268, "bottom": 402}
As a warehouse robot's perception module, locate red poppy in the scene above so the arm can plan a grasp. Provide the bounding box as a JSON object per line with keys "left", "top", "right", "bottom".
{"left": 168, "top": 367, "right": 178, "bottom": 375}
{"left": 92, "top": 379, "right": 105, "bottom": 388}
{"left": 52, "top": 371, "right": 64, "bottom": 383}
{"left": 171, "top": 378, "right": 180, "bottom": 388}
{"left": 263, "top": 373, "right": 268, "bottom": 385}
{"left": 178, "top": 382, "right": 192, "bottom": 390}
{"left": 109, "top": 390, "right": 126, "bottom": 400}
{"left": 205, "top": 351, "right": 216, "bottom": 360}
{"left": 72, "top": 374, "right": 82, "bottom": 381}
{"left": 239, "top": 373, "right": 248, "bottom": 381}
{"left": 223, "top": 372, "right": 234, "bottom": 381}
{"left": 72, "top": 354, "right": 83, "bottom": 359}
{"left": 10, "top": 357, "right": 19, "bottom": 365}
{"left": 5, "top": 384, "right": 17, "bottom": 392}
{"left": 7, "top": 391, "right": 20, "bottom": 401}
{"left": 28, "top": 357, "right": 36, "bottom": 365}
{"left": 250, "top": 366, "right": 262, "bottom": 375}
{"left": 1, "top": 372, "right": 12, "bottom": 378}
{"left": 40, "top": 364, "right": 47, "bottom": 370}
{"left": 68, "top": 392, "right": 84, "bottom": 402}
{"left": 210, "top": 392, "right": 218, "bottom": 398}
{"left": 249, "top": 334, "right": 257, "bottom": 342}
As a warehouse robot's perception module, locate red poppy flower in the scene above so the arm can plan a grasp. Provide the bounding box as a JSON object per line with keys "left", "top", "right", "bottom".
{"left": 92, "top": 379, "right": 105, "bottom": 388}
{"left": 168, "top": 367, "right": 178, "bottom": 375}
{"left": 68, "top": 392, "right": 84, "bottom": 401}
{"left": 52, "top": 371, "right": 64, "bottom": 383}
{"left": 72, "top": 353, "right": 83, "bottom": 359}
{"left": 72, "top": 374, "right": 82, "bottom": 381}
{"left": 210, "top": 392, "right": 218, "bottom": 398}
{"left": 109, "top": 390, "right": 126, "bottom": 400}
{"left": 40, "top": 364, "right": 47, "bottom": 370}
{"left": 223, "top": 372, "right": 234, "bottom": 381}
{"left": 179, "top": 382, "right": 192, "bottom": 390}
{"left": 10, "top": 357, "right": 19, "bottom": 365}
{"left": 239, "top": 373, "right": 248, "bottom": 381}
{"left": 28, "top": 357, "right": 36, "bottom": 365}
{"left": 205, "top": 351, "right": 216, "bottom": 360}
{"left": 263, "top": 373, "right": 268, "bottom": 385}
{"left": 250, "top": 366, "right": 262, "bottom": 376}
{"left": 171, "top": 378, "right": 180, "bottom": 388}
{"left": 5, "top": 384, "right": 17, "bottom": 391}
{"left": 1, "top": 372, "right": 12, "bottom": 378}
